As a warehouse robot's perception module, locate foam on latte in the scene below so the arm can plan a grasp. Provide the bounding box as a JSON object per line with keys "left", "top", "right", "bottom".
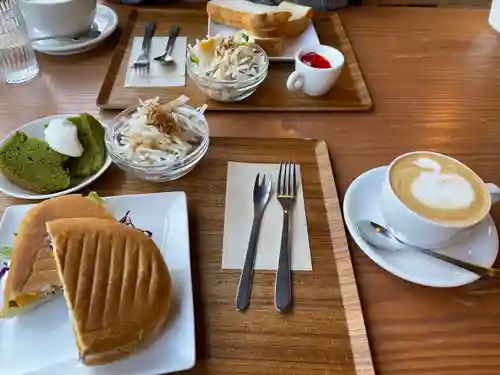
{"left": 390, "top": 153, "right": 489, "bottom": 225}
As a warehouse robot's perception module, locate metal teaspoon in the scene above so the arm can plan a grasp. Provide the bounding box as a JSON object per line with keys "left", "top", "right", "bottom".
{"left": 357, "top": 220, "right": 500, "bottom": 280}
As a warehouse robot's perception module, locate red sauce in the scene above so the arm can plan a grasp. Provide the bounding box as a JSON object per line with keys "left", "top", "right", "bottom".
{"left": 301, "top": 52, "right": 332, "bottom": 69}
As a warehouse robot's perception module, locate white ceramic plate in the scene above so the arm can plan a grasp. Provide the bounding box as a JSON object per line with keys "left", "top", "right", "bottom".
{"left": 207, "top": 18, "right": 320, "bottom": 61}
{"left": 0, "top": 192, "right": 195, "bottom": 375}
{"left": 0, "top": 114, "right": 112, "bottom": 200}
{"left": 343, "top": 166, "right": 499, "bottom": 288}
{"left": 31, "top": 4, "right": 118, "bottom": 56}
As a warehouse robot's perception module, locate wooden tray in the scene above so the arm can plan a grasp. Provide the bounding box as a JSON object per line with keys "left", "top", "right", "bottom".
{"left": 0, "top": 137, "right": 374, "bottom": 374}
{"left": 96, "top": 9, "right": 372, "bottom": 111}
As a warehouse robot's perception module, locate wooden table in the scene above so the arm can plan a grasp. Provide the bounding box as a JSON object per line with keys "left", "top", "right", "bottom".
{"left": 2, "top": 6, "right": 500, "bottom": 375}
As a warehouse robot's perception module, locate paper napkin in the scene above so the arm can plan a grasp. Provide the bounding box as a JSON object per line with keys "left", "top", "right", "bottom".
{"left": 124, "top": 37, "right": 187, "bottom": 87}
{"left": 222, "top": 162, "right": 312, "bottom": 271}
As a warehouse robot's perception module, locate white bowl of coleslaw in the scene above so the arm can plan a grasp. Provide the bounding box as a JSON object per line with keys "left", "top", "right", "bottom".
{"left": 105, "top": 96, "right": 209, "bottom": 182}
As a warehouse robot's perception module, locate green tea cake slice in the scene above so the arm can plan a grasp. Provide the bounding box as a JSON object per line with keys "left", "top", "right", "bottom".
{"left": 0, "top": 132, "right": 71, "bottom": 193}
{"left": 66, "top": 114, "right": 105, "bottom": 178}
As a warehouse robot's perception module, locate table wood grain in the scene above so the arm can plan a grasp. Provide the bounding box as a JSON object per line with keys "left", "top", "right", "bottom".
{"left": 2, "top": 5, "right": 500, "bottom": 375}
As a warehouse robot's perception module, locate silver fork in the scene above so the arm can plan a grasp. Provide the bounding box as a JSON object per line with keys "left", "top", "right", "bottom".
{"left": 235, "top": 173, "right": 272, "bottom": 312}
{"left": 132, "top": 22, "right": 156, "bottom": 70}
{"left": 275, "top": 162, "right": 297, "bottom": 313}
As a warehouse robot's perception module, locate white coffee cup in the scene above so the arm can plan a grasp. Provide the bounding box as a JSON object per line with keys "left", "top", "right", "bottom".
{"left": 380, "top": 151, "right": 500, "bottom": 249}
{"left": 20, "top": 0, "right": 97, "bottom": 38}
{"left": 490, "top": 0, "right": 500, "bottom": 32}
{"left": 286, "top": 44, "right": 344, "bottom": 97}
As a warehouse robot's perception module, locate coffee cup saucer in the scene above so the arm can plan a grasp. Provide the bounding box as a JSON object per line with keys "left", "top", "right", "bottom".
{"left": 343, "top": 166, "right": 499, "bottom": 287}
{"left": 30, "top": 4, "right": 118, "bottom": 56}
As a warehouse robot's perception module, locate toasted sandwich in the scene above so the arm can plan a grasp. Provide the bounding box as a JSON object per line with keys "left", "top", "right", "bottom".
{"left": 0, "top": 195, "right": 114, "bottom": 318}
{"left": 47, "top": 218, "right": 172, "bottom": 366}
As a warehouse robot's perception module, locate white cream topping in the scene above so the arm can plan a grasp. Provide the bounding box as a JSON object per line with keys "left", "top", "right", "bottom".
{"left": 44, "top": 118, "right": 83, "bottom": 157}
{"left": 410, "top": 157, "right": 475, "bottom": 209}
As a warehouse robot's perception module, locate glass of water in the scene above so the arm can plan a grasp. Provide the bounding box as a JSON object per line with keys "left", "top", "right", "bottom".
{"left": 0, "top": 0, "right": 39, "bottom": 84}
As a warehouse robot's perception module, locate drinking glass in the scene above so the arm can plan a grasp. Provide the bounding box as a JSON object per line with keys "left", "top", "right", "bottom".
{"left": 0, "top": 0, "right": 39, "bottom": 84}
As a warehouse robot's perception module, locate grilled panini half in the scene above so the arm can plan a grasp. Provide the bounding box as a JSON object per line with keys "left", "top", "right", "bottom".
{"left": 47, "top": 218, "right": 172, "bottom": 366}
{"left": 1, "top": 195, "right": 114, "bottom": 318}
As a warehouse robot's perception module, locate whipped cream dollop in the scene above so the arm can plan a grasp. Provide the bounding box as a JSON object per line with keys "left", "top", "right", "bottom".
{"left": 44, "top": 118, "right": 83, "bottom": 157}
{"left": 410, "top": 157, "right": 475, "bottom": 209}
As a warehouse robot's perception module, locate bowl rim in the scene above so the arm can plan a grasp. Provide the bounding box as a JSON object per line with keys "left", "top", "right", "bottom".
{"left": 186, "top": 44, "right": 269, "bottom": 85}
{"left": 105, "top": 104, "right": 210, "bottom": 171}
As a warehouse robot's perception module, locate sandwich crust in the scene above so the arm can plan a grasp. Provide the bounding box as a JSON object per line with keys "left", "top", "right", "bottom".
{"left": 1, "top": 195, "right": 114, "bottom": 317}
{"left": 47, "top": 218, "right": 172, "bottom": 366}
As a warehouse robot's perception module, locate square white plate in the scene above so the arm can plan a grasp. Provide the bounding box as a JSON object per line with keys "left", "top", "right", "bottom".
{"left": 207, "top": 18, "right": 320, "bottom": 61}
{"left": 0, "top": 192, "right": 195, "bottom": 375}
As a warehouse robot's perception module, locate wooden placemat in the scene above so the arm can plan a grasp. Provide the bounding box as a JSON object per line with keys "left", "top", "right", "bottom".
{"left": 96, "top": 9, "right": 372, "bottom": 111}
{"left": 0, "top": 138, "right": 374, "bottom": 375}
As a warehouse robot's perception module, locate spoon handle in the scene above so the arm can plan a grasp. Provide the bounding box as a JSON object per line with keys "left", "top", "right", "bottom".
{"left": 165, "top": 25, "right": 180, "bottom": 55}
{"left": 418, "top": 247, "right": 500, "bottom": 279}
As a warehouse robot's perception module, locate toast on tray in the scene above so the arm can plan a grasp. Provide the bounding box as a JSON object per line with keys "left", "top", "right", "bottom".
{"left": 207, "top": 0, "right": 313, "bottom": 57}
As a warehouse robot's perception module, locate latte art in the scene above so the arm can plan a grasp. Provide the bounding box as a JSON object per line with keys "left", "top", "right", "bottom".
{"left": 410, "top": 157, "right": 475, "bottom": 210}
{"left": 390, "top": 153, "right": 489, "bottom": 225}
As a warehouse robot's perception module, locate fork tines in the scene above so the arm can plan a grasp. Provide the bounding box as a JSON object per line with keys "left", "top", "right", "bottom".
{"left": 277, "top": 162, "right": 297, "bottom": 197}
{"left": 132, "top": 54, "right": 150, "bottom": 70}
{"left": 254, "top": 173, "right": 270, "bottom": 188}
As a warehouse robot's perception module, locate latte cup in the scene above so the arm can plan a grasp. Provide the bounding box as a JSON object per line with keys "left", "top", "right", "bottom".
{"left": 380, "top": 151, "right": 500, "bottom": 249}
{"left": 19, "top": 0, "right": 97, "bottom": 38}
{"left": 286, "top": 44, "right": 344, "bottom": 97}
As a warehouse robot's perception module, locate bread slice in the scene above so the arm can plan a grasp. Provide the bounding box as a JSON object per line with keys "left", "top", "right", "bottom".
{"left": 66, "top": 114, "right": 106, "bottom": 178}
{"left": 207, "top": 0, "right": 292, "bottom": 30}
{"left": 47, "top": 218, "right": 172, "bottom": 366}
{"left": 0, "top": 195, "right": 114, "bottom": 318}
{"left": 244, "top": 2, "right": 313, "bottom": 38}
{"left": 252, "top": 35, "right": 285, "bottom": 57}
{"left": 274, "top": 1, "right": 313, "bottom": 38}
{"left": 231, "top": 30, "right": 284, "bottom": 57}
{"left": 0, "top": 132, "right": 71, "bottom": 193}
{"left": 208, "top": 1, "right": 312, "bottom": 39}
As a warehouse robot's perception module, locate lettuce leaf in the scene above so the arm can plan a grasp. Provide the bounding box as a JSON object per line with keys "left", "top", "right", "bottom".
{"left": 0, "top": 246, "right": 13, "bottom": 262}
{"left": 189, "top": 54, "right": 199, "bottom": 64}
{"left": 87, "top": 191, "right": 105, "bottom": 206}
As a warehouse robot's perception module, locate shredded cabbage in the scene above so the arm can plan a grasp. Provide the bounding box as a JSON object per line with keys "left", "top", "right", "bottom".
{"left": 188, "top": 31, "right": 265, "bottom": 81}
{"left": 112, "top": 96, "right": 207, "bottom": 166}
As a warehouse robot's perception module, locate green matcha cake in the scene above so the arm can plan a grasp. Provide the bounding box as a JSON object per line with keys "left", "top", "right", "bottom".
{"left": 66, "top": 114, "right": 106, "bottom": 178}
{"left": 0, "top": 132, "right": 71, "bottom": 193}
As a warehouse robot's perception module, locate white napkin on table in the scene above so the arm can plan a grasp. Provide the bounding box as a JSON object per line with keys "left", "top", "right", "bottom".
{"left": 222, "top": 162, "right": 312, "bottom": 271}
{"left": 124, "top": 37, "right": 187, "bottom": 87}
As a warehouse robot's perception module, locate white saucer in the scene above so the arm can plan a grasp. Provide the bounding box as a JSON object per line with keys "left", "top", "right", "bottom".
{"left": 343, "top": 166, "right": 499, "bottom": 287}
{"left": 31, "top": 4, "right": 118, "bottom": 56}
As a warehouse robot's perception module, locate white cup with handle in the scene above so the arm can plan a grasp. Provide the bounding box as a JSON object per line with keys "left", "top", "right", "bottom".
{"left": 380, "top": 151, "right": 500, "bottom": 249}
{"left": 19, "top": 0, "right": 97, "bottom": 39}
{"left": 286, "top": 44, "right": 344, "bottom": 97}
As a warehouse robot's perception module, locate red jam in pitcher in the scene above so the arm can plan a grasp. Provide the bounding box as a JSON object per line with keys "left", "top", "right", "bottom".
{"left": 301, "top": 52, "right": 332, "bottom": 69}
